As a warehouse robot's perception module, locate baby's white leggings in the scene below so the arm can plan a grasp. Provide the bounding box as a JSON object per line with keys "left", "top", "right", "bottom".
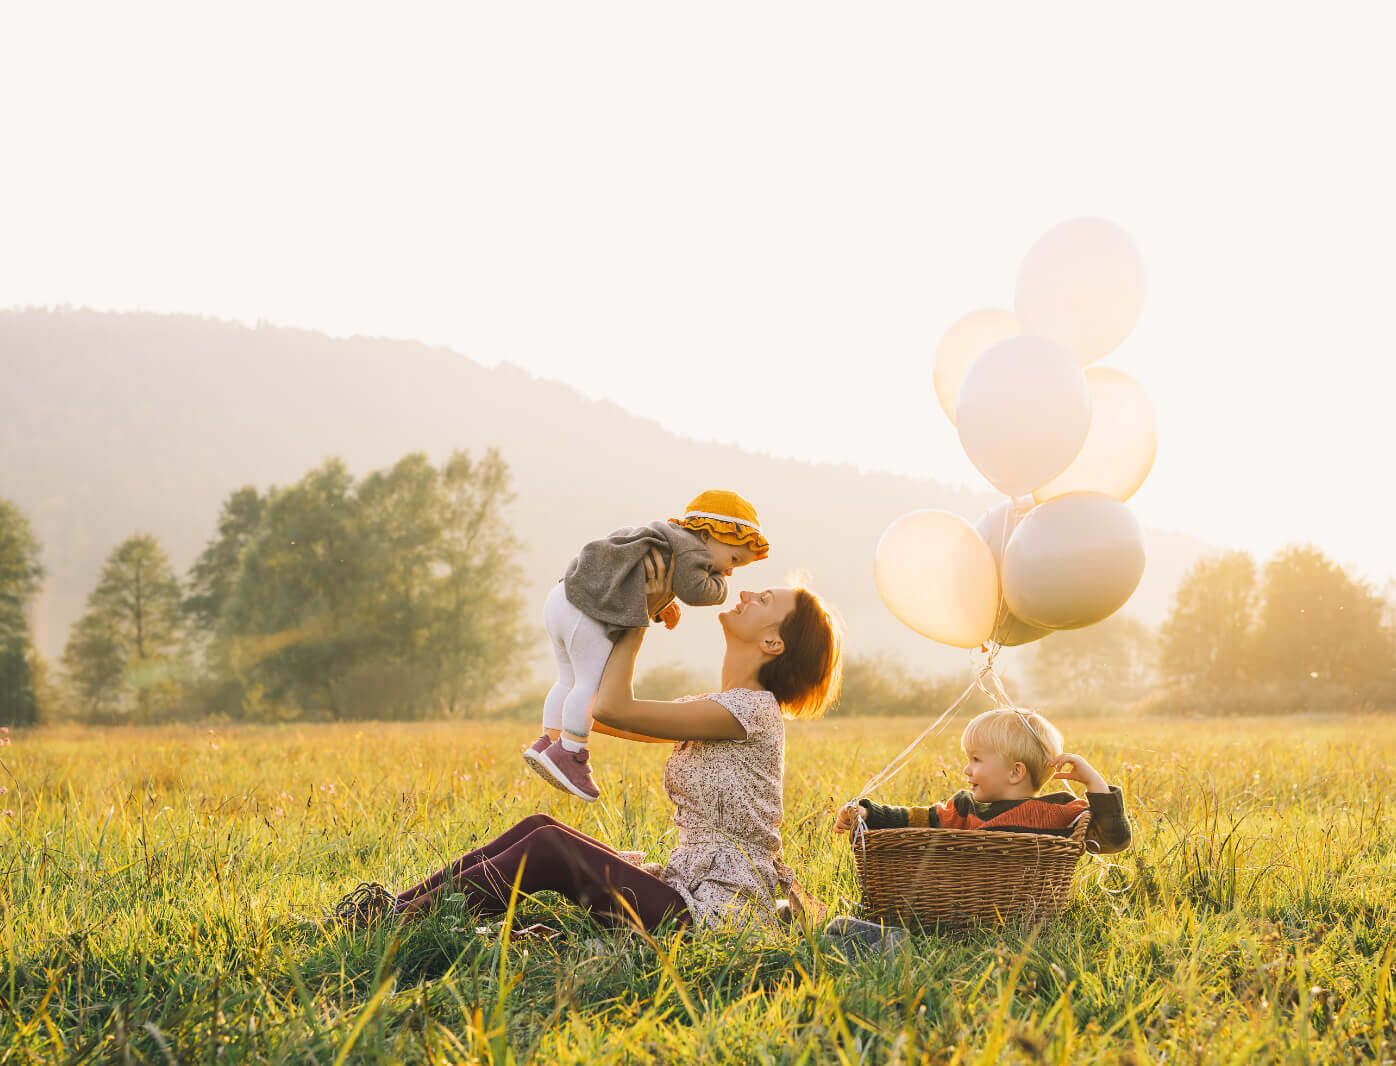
{"left": 542, "top": 582, "right": 613, "bottom": 747}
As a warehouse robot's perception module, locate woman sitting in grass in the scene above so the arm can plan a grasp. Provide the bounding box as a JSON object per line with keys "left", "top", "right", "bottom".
{"left": 334, "top": 574, "right": 842, "bottom": 933}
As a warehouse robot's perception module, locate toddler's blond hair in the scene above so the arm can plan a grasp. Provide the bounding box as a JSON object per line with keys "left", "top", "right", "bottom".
{"left": 960, "top": 708, "right": 1064, "bottom": 790}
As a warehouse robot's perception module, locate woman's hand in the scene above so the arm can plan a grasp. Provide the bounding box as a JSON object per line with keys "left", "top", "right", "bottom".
{"left": 834, "top": 802, "right": 865, "bottom": 835}
{"left": 1050, "top": 753, "right": 1109, "bottom": 793}
{"left": 642, "top": 547, "right": 669, "bottom": 597}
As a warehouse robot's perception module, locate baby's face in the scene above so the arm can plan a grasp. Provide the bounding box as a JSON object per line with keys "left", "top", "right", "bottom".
{"left": 961, "top": 747, "right": 1025, "bottom": 801}
{"left": 704, "top": 540, "right": 763, "bottom": 577}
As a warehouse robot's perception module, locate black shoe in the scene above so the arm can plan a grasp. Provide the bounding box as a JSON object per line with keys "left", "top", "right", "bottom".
{"left": 327, "top": 882, "right": 399, "bottom": 929}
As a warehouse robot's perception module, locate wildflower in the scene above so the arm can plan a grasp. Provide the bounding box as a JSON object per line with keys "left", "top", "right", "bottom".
{"left": 0, "top": 787, "right": 7, "bottom": 795}
{"left": 2, "top": 810, "right": 13, "bottom": 819}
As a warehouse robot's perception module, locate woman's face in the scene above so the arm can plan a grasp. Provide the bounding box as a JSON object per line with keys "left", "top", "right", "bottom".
{"left": 720, "top": 587, "right": 796, "bottom": 647}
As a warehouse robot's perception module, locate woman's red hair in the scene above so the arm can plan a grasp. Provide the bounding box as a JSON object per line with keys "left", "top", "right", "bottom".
{"left": 758, "top": 586, "right": 843, "bottom": 720}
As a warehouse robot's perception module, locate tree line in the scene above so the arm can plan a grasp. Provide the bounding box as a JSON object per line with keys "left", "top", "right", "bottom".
{"left": 1028, "top": 546, "right": 1394, "bottom": 713}
{"left": 3, "top": 476, "right": 1395, "bottom": 726}
{"left": 0, "top": 450, "right": 528, "bottom": 725}
{"left": 832, "top": 544, "right": 1395, "bottom": 718}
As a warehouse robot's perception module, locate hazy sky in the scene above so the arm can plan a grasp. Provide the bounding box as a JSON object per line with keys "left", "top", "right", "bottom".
{"left": 4, "top": 3, "right": 1393, "bottom": 588}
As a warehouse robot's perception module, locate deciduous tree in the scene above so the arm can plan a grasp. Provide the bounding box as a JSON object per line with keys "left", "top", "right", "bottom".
{"left": 1252, "top": 545, "right": 1386, "bottom": 684}
{"left": 185, "top": 486, "right": 264, "bottom": 634}
{"left": 0, "top": 498, "right": 44, "bottom": 726}
{"left": 1158, "top": 551, "right": 1258, "bottom": 688}
{"left": 62, "top": 534, "right": 182, "bottom": 717}
{"left": 219, "top": 450, "right": 527, "bottom": 718}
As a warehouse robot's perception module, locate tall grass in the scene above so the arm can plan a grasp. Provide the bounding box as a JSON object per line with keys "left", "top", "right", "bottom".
{"left": 1, "top": 712, "right": 1394, "bottom": 1063}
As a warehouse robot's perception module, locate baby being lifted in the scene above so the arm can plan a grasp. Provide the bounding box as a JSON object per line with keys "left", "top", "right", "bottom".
{"left": 523, "top": 490, "right": 769, "bottom": 802}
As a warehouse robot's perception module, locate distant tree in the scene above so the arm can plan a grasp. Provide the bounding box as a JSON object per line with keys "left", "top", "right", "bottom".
{"left": 0, "top": 498, "right": 45, "bottom": 725}
{"left": 62, "top": 613, "right": 127, "bottom": 715}
{"left": 1158, "top": 551, "right": 1258, "bottom": 688}
{"left": 221, "top": 460, "right": 367, "bottom": 715}
{"left": 355, "top": 453, "right": 447, "bottom": 716}
{"left": 428, "top": 449, "right": 529, "bottom": 715}
{"left": 62, "top": 534, "right": 183, "bottom": 718}
{"left": 1251, "top": 545, "right": 1387, "bottom": 684}
{"left": 1029, "top": 614, "right": 1155, "bottom": 704}
{"left": 1381, "top": 580, "right": 1396, "bottom": 667}
{"left": 219, "top": 450, "right": 527, "bottom": 719}
{"left": 184, "top": 486, "right": 264, "bottom": 635}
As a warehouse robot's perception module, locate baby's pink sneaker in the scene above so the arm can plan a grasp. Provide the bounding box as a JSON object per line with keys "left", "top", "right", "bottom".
{"left": 522, "top": 734, "right": 564, "bottom": 790}
{"left": 532, "top": 740, "right": 601, "bottom": 802}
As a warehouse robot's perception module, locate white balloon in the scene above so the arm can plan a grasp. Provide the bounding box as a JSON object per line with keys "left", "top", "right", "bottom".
{"left": 955, "top": 335, "right": 1092, "bottom": 497}
{"left": 974, "top": 499, "right": 1052, "bottom": 647}
{"left": 932, "top": 309, "right": 1023, "bottom": 425}
{"left": 1002, "top": 492, "right": 1146, "bottom": 630}
{"left": 874, "top": 510, "right": 999, "bottom": 648}
{"left": 1015, "top": 218, "right": 1146, "bottom": 366}
{"left": 1034, "top": 367, "right": 1158, "bottom": 503}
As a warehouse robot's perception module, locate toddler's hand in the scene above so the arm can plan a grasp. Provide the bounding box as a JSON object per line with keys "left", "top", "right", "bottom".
{"left": 658, "top": 602, "right": 681, "bottom": 630}
{"left": 834, "top": 802, "right": 865, "bottom": 835}
{"left": 1050, "top": 753, "right": 1108, "bottom": 792}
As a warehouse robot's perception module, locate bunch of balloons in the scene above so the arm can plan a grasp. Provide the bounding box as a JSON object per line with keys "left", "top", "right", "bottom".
{"left": 876, "top": 218, "right": 1156, "bottom": 649}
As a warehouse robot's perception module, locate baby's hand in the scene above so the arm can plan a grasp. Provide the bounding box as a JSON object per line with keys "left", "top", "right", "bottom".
{"left": 658, "top": 602, "right": 681, "bottom": 630}
{"left": 834, "top": 802, "right": 865, "bottom": 835}
{"left": 1050, "top": 753, "right": 1108, "bottom": 792}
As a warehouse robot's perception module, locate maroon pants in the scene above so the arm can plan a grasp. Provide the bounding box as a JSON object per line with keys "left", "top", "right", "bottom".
{"left": 394, "top": 814, "right": 691, "bottom": 931}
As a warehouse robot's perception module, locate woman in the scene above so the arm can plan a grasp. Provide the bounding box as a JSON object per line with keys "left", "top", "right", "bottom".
{"left": 339, "top": 581, "right": 842, "bottom": 932}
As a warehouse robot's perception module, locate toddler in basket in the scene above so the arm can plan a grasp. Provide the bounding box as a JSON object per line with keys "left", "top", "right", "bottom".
{"left": 826, "top": 707, "right": 1131, "bottom": 953}
{"left": 523, "top": 490, "right": 769, "bottom": 802}
{"left": 835, "top": 707, "right": 1132, "bottom": 846}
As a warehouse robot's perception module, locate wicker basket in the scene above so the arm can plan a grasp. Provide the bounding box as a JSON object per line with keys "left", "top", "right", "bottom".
{"left": 851, "top": 814, "right": 1091, "bottom": 928}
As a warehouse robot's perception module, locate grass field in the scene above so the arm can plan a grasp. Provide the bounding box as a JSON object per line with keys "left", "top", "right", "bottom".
{"left": 1, "top": 711, "right": 1394, "bottom": 1064}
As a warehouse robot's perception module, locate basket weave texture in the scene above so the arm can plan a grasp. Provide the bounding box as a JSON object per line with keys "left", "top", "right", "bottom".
{"left": 852, "top": 813, "right": 1091, "bottom": 928}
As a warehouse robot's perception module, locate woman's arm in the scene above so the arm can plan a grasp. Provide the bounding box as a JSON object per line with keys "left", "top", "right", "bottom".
{"left": 592, "top": 720, "right": 671, "bottom": 745}
{"left": 594, "top": 628, "right": 746, "bottom": 742}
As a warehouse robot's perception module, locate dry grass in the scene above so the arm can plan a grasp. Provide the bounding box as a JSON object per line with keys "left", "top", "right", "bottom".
{"left": 1, "top": 711, "right": 1394, "bottom": 1063}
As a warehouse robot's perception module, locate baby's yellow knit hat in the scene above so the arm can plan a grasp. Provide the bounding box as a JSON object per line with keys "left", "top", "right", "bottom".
{"left": 673, "top": 490, "right": 770, "bottom": 558}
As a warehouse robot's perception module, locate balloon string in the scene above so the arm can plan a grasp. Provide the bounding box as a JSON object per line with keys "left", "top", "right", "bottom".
{"left": 843, "top": 647, "right": 1023, "bottom": 809}
{"left": 848, "top": 669, "right": 983, "bottom": 803}
{"left": 845, "top": 653, "right": 1022, "bottom": 867}
{"left": 847, "top": 501, "right": 1031, "bottom": 862}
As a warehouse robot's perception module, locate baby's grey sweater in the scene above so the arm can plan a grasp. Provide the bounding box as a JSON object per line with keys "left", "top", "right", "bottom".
{"left": 563, "top": 520, "right": 728, "bottom": 641}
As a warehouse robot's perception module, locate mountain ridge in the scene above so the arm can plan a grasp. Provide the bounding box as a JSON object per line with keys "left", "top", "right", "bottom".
{"left": 2, "top": 307, "right": 1209, "bottom": 681}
